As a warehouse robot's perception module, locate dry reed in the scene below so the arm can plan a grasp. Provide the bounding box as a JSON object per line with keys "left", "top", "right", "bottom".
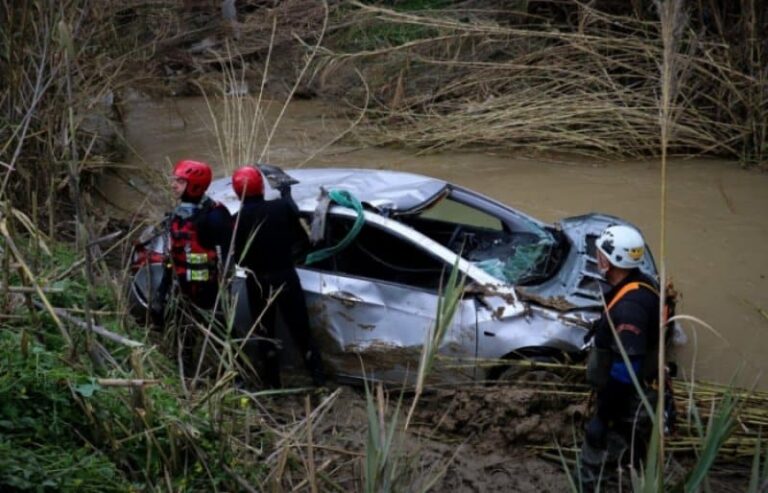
{"left": 321, "top": 1, "right": 766, "bottom": 163}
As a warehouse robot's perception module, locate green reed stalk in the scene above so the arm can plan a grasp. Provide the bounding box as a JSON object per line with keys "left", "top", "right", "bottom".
{"left": 656, "top": 0, "right": 686, "bottom": 473}
{"left": 404, "top": 259, "right": 464, "bottom": 431}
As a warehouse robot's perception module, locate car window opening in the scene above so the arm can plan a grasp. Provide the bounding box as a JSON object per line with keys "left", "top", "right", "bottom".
{"left": 402, "top": 195, "right": 561, "bottom": 285}
{"left": 310, "top": 215, "right": 448, "bottom": 291}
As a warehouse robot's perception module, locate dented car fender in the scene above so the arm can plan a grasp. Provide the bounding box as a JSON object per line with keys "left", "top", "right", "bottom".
{"left": 475, "top": 294, "right": 589, "bottom": 361}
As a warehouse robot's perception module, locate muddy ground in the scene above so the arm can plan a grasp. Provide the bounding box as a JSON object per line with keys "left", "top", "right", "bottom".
{"left": 257, "top": 383, "right": 577, "bottom": 492}
{"left": 255, "top": 378, "right": 752, "bottom": 492}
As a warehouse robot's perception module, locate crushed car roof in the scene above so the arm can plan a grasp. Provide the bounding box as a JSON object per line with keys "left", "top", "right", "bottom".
{"left": 208, "top": 168, "right": 448, "bottom": 214}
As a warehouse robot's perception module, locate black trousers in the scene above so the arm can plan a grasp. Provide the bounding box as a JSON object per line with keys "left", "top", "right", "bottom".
{"left": 247, "top": 269, "right": 324, "bottom": 388}
{"left": 173, "top": 294, "right": 219, "bottom": 379}
{"left": 579, "top": 379, "right": 654, "bottom": 489}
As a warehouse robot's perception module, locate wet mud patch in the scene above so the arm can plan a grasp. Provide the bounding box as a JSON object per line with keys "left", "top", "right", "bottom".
{"left": 413, "top": 385, "right": 587, "bottom": 452}
{"left": 436, "top": 449, "right": 569, "bottom": 493}
{"left": 247, "top": 378, "right": 756, "bottom": 492}
{"left": 257, "top": 384, "right": 575, "bottom": 492}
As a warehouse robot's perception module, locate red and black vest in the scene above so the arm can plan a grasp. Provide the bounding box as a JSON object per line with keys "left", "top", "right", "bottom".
{"left": 169, "top": 201, "right": 221, "bottom": 286}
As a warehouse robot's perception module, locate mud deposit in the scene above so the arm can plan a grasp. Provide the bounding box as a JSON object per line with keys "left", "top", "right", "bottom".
{"left": 411, "top": 387, "right": 585, "bottom": 491}
{"left": 413, "top": 387, "right": 587, "bottom": 451}
{"left": 260, "top": 385, "right": 577, "bottom": 492}
{"left": 259, "top": 382, "right": 749, "bottom": 492}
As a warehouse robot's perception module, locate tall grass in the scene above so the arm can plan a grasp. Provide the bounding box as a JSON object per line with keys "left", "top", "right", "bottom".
{"left": 0, "top": 1, "right": 162, "bottom": 217}
{"left": 655, "top": 0, "right": 688, "bottom": 473}
{"left": 361, "top": 261, "right": 463, "bottom": 492}
{"left": 404, "top": 259, "right": 464, "bottom": 430}
{"left": 363, "top": 378, "right": 406, "bottom": 492}
{"left": 201, "top": 2, "right": 330, "bottom": 174}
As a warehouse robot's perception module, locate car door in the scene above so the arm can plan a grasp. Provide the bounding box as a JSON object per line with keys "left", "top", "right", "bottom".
{"left": 299, "top": 210, "right": 478, "bottom": 384}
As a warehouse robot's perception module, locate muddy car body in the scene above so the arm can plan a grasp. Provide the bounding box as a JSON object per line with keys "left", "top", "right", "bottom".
{"left": 132, "top": 167, "right": 657, "bottom": 384}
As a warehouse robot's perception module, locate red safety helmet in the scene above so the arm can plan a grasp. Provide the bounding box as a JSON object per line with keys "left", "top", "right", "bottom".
{"left": 232, "top": 166, "right": 264, "bottom": 197}
{"left": 173, "top": 160, "right": 212, "bottom": 199}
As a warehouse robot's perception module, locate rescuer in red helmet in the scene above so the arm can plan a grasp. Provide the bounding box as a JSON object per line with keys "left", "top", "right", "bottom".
{"left": 159, "top": 159, "right": 233, "bottom": 378}
{"left": 231, "top": 165, "right": 325, "bottom": 388}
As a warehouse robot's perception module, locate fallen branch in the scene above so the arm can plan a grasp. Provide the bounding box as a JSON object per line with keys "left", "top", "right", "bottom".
{"left": 1, "top": 219, "right": 72, "bottom": 347}
{"left": 96, "top": 378, "right": 160, "bottom": 387}
{"left": 32, "top": 299, "right": 143, "bottom": 348}
{"left": 0, "top": 283, "right": 63, "bottom": 293}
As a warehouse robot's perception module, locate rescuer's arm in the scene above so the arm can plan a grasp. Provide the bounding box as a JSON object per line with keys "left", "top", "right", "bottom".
{"left": 196, "top": 206, "right": 235, "bottom": 276}
{"left": 150, "top": 263, "right": 172, "bottom": 327}
{"left": 150, "top": 220, "right": 173, "bottom": 327}
{"left": 277, "top": 182, "right": 300, "bottom": 216}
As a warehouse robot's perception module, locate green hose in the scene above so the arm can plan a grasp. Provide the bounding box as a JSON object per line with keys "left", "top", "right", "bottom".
{"left": 304, "top": 189, "right": 365, "bottom": 265}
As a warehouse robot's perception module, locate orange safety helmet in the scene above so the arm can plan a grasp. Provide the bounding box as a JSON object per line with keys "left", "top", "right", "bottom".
{"left": 173, "top": 160, "right": 212, "bottom": 199}
{"left": 232, "top": 166, "right": 264, "bottom": 197}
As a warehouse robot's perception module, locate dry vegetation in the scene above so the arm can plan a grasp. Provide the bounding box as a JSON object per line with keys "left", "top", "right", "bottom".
{"left": 317, "top": 1, "right": 767, "bottom": 164}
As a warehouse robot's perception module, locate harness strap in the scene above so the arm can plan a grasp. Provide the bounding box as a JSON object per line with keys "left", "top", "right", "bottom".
{"left": 606, "top": 281, "right": 672, "bottom": 328}
{"left": 606, "top": 281, "right": 658, "bottom": 311}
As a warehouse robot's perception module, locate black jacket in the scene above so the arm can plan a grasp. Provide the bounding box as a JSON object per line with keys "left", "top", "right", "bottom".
{"left": 233, "top": 195, "right": 308, "bottom": 276}
{"left": 594, "top": 269, "right": 660, "bottom": 357}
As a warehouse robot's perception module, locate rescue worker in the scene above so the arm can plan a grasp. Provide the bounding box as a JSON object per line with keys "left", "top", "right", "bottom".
{"left": 160, "top": 159, "right": 232, "bottom": 376}
{"left": 579, "top": 224, "right": 664, "bottom": 489}
{"left": 231, "top": 165, "right": 325, "bottom": 388}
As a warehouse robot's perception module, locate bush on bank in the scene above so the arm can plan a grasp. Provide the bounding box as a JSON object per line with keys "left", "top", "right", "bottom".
{"left": 0, "top": 239, "right": 264, "bottom": 491}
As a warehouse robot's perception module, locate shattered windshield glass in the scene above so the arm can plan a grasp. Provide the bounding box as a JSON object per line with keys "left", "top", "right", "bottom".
{"left": 412, "top": 195, "right": 557, "bottom": 285}
{"left": 469, "top": 239, "right": 555, "bottom": 285}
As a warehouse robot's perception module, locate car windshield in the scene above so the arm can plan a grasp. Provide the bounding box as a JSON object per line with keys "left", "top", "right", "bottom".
{"left": 402, "top": 193, "right": 559, "bottom": 285}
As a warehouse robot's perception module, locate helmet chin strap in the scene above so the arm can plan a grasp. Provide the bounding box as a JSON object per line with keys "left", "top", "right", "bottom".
{"left": 596, "top": 250, "right": 610, "bottom": 277}
{"left": 181, "top": 191, "right": 202, "bottom": 203}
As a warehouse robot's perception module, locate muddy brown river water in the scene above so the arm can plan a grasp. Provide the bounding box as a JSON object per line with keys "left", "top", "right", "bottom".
{"left": 105, "top": 96, "right": 768, "bottom": 390}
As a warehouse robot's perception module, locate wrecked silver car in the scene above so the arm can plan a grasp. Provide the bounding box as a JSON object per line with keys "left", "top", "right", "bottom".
{"left": 131, "top": 167, "right": 658, "bottom": 384}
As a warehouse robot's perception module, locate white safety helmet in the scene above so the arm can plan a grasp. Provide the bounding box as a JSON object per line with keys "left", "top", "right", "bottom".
{"left": 596, "top": 225, "right": 646, "bottom": 269}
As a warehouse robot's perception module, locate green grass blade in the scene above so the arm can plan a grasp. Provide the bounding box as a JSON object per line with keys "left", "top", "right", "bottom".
{"left": 648, "top": 419, "right": 662, "bottom": 492}
{"left": 682, "top": 392, "right": 738, "bottom": 492}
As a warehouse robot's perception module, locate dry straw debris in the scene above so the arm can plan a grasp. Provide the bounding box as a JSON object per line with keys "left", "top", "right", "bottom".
{"left": 320, "top": 1, "right": 767, "bottom": 164}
